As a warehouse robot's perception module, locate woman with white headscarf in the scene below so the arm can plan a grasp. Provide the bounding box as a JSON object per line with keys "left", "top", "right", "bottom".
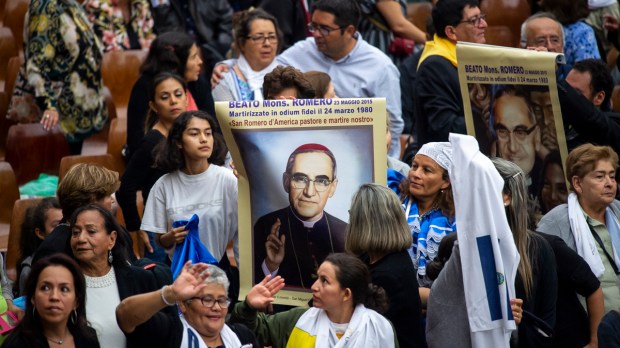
{"left": 399, "top": 142, "right": 456, "bottom": 287}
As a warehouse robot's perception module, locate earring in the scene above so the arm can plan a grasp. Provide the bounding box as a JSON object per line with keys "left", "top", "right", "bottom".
{"left": 504, "top": 202, "right": 509, "bottom": 207}
{"left": 71, "top": 309, "right": 77, "bottom": 325}
{"left": 440, "top": 189, "right": 444, "bottom": 194}
{"left": 108, "top": 250, "right": 113, "bottom": 264}
{"left": 32, "top": 307, "right": 36, "bottom": 318}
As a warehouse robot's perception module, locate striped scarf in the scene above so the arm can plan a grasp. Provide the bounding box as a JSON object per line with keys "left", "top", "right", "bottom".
{"left": 403, "top": 197, "right": 456, "bottom": 279}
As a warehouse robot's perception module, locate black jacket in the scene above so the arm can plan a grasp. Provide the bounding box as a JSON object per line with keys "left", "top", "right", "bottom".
{"left": 150, "top": 0, "right": 233, "bottom": 66}
{"left": 253, "top": 207, "right": 347, "bottom": 289}
{"left": 413, "top": 55, "right": 466, "bottom": 146}
{"left": 557, "top": 79, "right": 620, "bottom": 155}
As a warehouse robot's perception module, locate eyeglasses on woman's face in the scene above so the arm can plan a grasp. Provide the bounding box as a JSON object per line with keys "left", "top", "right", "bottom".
{"left": 247, "top": 34, "right": 278, "bottom": 45}
{"left": 189, "top": 296, "right": 230, "bottom": 308}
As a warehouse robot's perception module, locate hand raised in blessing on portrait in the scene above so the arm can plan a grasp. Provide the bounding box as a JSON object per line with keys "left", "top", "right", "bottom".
{"left": 265, "top": 218, "right": 285, "bottom": 272}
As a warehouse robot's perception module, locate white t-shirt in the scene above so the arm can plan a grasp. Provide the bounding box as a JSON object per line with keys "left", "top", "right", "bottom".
{"left": 141, "top": 165, "right": 239, "bottom": 263}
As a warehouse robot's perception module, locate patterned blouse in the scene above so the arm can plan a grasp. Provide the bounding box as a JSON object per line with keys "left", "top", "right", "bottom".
{"left": 26, "top": 0, "right": 108, "bottom": 142}
{"left": 563, "top": 21, "right": 601, "bottom": 66}
{"left": 402, "top": 196, "right": 456, "bottom": 286}
{"left": 357, "top": 0, "right": 408, "bottom": 65}
{"left": 84, "top": 0, "right": 155, "bottom": 52}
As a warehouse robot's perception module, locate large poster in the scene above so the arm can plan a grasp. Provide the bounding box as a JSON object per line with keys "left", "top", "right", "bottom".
{"left": 457, "top": 43, "right": 570, "bottom": 217}
{"left": 216, "top": 98, "right": 387, "bottom": 306}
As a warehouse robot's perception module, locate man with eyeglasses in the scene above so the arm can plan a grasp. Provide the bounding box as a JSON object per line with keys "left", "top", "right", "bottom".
{"left": 413, "top": 0, "right": 487, "bottom": 147}
{"left": 491, "top": 86, "right": 542, "bottom": 189}
{"left": 522, "top": 13, "right": 620, "bottom": 156}
{"left": 273, "top": 0, "right": 404, "bottom": 158}
{"left": 253, "top": 143, "right": 347, "bottom": 289}
{"left": 520, "top": 13, "right": 567, "bottom": 157}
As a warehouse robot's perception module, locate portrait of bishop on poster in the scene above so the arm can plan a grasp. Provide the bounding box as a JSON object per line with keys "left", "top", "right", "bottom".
{"left": 215, "top": 98, "right": 387, "bottom": 306}
{"left": 457, "top": 43, "right": 570, "bottom": 219}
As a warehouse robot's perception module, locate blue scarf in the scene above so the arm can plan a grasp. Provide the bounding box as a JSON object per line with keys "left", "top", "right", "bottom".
{"left": 170, "top": 214, "right": 218, "bottom": 279}
{"left": 403, "top": 196, "right": 456, "bottom": 278}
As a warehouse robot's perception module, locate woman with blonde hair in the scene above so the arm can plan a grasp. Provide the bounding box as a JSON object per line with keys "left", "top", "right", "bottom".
{"left": 346, "top": 183, "right": 423, "bottom": 348}
{"left": 33, "top": 163, "right": 129, "bottom": 263}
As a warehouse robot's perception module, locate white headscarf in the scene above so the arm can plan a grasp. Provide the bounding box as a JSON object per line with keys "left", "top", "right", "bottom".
{"left": 236, "top": 54, "right": 279, "bottom": 101}
{"left": 417, "top": 142, "right": 453, "bottom": 171}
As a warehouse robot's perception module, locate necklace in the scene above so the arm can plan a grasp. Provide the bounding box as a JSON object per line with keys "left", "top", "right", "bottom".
{"left": 418, "top": 205, "right": 439, "bottom": 220}
{"left": 44, "top": 328, "right": 68, "bottom": 345}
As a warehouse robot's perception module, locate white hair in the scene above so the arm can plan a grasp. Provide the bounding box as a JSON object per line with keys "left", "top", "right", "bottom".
{"left": 519, "top": 12, "right": 565, "bottom": 49}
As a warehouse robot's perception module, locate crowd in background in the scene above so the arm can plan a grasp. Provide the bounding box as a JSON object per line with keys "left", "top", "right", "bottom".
{"left": 3, "top": 0, "right": 620, "bottom": 347}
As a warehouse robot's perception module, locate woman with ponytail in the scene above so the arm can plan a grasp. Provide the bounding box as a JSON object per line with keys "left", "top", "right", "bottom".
{"left": 230, "top": 253, "right": 398, "bottom": 347}
{"left": 116, "top": 72, "right": 188, "bottom": 260}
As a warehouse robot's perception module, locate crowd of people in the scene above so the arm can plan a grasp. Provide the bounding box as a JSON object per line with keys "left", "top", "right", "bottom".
{"left": 3, "top": 0, "right": 620, "bottom": 346}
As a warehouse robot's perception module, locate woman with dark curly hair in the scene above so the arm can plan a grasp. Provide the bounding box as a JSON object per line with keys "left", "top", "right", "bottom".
{"left": 141, "top": 111, "right": 237, "bottom": 268}
{"left": 263, "top": 65, "right": 315, "bottom": 99}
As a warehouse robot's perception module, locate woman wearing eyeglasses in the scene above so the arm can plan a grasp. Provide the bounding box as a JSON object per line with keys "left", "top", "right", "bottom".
{"left": 212, "top": 9, "right": 282, "bottom": 102}
{"left": 116, "top": 262, "right": 259, "bottom": 347}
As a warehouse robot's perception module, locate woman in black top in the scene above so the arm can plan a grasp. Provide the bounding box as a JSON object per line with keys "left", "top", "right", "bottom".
{"left": 345, "top": 183, "right": 424, "bottom": 348}
{"left": 116, "top": 262, "right": 258, "bottom": 348}
{"left": 126, "top": 31, "right": 215, "bottom": 161}
{"left": 117, "top": 72, "right": 188, "bottom": 261}
{"left": 492, "top": 157, "right": 558, "bottom": 347}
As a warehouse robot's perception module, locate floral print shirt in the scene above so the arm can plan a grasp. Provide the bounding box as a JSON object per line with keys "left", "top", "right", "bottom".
{"left": 563, "top": 21, "right": 601, "bottom": 66}
{"left": 26, "top": 0, "right": 108, "bottom": 142}
{"left": 84, "top": 0, "right": 156, "bottom": 52}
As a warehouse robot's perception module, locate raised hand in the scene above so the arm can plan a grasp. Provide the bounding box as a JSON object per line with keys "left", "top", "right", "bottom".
{"left": 170, "top": 262, "right": 210, "bottom": 301}
{"left": 265, "top": 219, "right": 285, "bottom": 272}
{"left": 246, "top": 275, "right": 285, "bottom": 311}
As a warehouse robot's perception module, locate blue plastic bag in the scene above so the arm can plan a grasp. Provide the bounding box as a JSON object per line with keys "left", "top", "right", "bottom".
{"left": 170, "top": 214, "right": 218, "bottom": 279}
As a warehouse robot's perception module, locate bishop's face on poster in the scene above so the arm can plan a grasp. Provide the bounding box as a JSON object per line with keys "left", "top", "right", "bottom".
{"left": 458, "top": 43, "right": 570, "bottom": 218}
{"left": 216, "top": 98, "right": 387, "bottom": 306}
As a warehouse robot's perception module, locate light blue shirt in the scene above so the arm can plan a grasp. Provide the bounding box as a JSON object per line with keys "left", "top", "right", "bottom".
{"left": 276, "top": 35, "right": 404, "bottom": 157}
